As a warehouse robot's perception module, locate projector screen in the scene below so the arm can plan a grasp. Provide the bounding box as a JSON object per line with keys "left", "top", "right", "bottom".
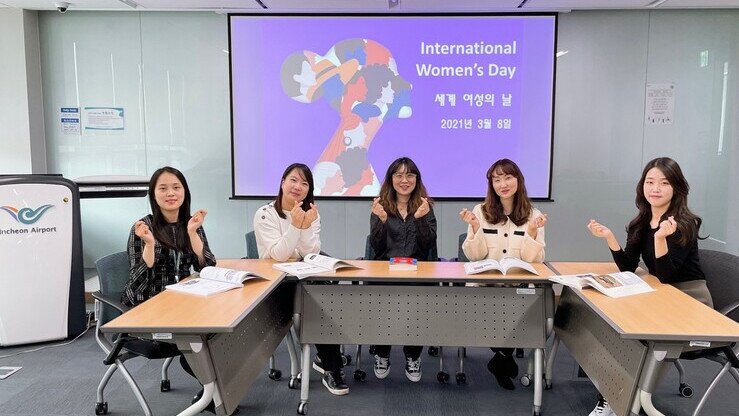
{"left": 230, "top": 14, "right": 556, "bottom": 199}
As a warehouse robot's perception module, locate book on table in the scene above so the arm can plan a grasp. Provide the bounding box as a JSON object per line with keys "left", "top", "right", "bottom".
{"left": 273, "top": 253, "right": 359, "bottom": 279}
{"left": 165, "top": 266, "right": 264, "bottom": 296}
{"left": 463, "top": 257, "right": 539, "bottom": 275}
{"left": 549, "top": 271, "right": 655, "bottom": 298}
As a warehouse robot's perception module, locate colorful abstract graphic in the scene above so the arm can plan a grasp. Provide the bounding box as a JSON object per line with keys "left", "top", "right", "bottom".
{"left": 1, "top": 204, "right": 54, "bottom": 225}
{"left": 281, "top": 39, "right": 412, "bottom": 196}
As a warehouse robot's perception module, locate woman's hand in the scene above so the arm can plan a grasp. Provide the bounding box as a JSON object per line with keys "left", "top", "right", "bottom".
{"left": 187, "top": 209, "right": 207, "bottom": 234}
{"left": 414, "top": 197, "right": 430, "bottom": 219}
{"left": 587, "top": 219, "right": 614, "bottom": 239}
{"left": 654, "top": 216, "right": 677, "bottom": 239}
{"left": 459, "top": 208, "right": 480, "bottom": 234}
{"left": 372, "top": 197, "right": 388, "bottom": 223}
{"left": 527, "top": 213, "right": 548, "bottom": 237}
{"left": 302, "top": 203, "right": 318, "bottom": 229}
{"left": 134, "top": 220, "right": 156, "bottom": 245}
{"left": 290, "top": 200, "right": 306, "bottom": 229}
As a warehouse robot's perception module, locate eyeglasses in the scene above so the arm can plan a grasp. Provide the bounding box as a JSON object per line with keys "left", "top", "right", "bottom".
{"left": 392, "top": 173, "right": 417, "bottom": 181}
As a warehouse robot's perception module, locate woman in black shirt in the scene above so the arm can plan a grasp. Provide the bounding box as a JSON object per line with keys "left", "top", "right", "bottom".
{"left": 123, "top": 166, "right": 216, "bottom": 306}
{"left": 586, "top": 157, "right": 713, "bottom": 416}
{"left": 369, "top": 157, "right": 437, "bottom": 383}
{"left": 122, "top": 166, "right": 219, "bottom": 412}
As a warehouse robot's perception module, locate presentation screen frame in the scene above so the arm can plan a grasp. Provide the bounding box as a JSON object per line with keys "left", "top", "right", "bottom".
{"left": 228, "top": 12, "right": 557, "bottom": 201}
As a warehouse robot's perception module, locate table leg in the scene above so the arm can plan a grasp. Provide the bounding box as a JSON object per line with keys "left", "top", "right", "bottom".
{"left": 298, "top": 343, "right": 311, "bottom": 415}
{"left": 545, "top": 335, "right": 559, "bottom": 389}
{"left": 632, "top": 350, "right": 668, "bottom": 416}
{"left": 178, "top": 382, "right": 215, "bottom": 416}
{"left": 533, "top": 348, "right": 543, "bottom": 416}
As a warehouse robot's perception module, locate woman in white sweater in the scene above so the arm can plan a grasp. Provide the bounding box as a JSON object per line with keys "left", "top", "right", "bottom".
{"left": 459, "top": 158, "right": 547, "bottom": 390}
{"left": 253, "top": 163, "right": 348, "bottom": 396}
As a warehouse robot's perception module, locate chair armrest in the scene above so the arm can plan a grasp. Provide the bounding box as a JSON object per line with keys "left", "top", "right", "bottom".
{"left": 719, "top": 300, "right": 739, "bottom": 317}
{"left": 91, "top": 291, "right": 129, "bottom": 314}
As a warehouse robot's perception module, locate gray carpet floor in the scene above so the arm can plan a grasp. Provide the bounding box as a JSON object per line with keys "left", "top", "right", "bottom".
{"left": 0, "top": 328, "right": 737, "bottom": 416}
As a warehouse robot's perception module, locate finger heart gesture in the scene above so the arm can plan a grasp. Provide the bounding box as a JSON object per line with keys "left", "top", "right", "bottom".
{"left": 414, "top": 197, "right": 430, "bottom": 219}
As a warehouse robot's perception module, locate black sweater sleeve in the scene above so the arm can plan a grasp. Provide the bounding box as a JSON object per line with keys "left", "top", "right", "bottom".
{"left": 370, "top": 213, "right": 387, "bottom": 259}
{"left": 610, "top": 234, "right": 641, "bottom": 273}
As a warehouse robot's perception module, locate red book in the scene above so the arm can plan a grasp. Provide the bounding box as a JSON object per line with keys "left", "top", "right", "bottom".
{"left": 389, "top": 257, "right": 418, "bottom": 271}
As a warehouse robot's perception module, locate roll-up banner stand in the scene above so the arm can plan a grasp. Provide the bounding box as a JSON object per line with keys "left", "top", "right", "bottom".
{"left": 0, "top": 175, "right": 86, "bottom": 346}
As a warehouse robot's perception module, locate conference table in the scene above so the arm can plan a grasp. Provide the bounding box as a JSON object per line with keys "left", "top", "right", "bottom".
{"left": 549, "top": 262, "right": 739, "bottom": 416}
{"left": 101, "top": 258, "right": 739, "bottom": 416}
{"left": 102, "top": 259, "right": 294, "bottom": 416}
{"left": 293, "top": 260, "right": 556, "bottom": 416}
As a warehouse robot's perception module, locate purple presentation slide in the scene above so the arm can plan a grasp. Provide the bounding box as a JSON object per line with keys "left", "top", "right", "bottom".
{"left": 230, "top": 15, "right": 556, "bottom": 198}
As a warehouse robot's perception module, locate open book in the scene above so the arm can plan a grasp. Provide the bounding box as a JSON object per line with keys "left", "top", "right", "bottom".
{"left": 165, "top": 266, "right": 263, "bottom": 296}
{"left": 549, "top": 271, "right": 655, "bottom": 298}
{"left": 464, "top": 257, "right": 539, "bottom": 275}
{"left": 273, "top": 253, "right": 359, "bottom": 279}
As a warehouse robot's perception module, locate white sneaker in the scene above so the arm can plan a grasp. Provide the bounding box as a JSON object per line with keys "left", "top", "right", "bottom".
{"left": 588, "top": 396, "right": 615, "bottom": 416}
{"left": 373, "top": 354, "right": 390, "bottom": 379}
{"left": 404, "top": 357, "right": 422, "bottom": 382}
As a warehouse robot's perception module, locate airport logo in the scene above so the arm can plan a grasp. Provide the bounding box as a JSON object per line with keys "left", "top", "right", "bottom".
{"left": 0, "top": 204, "right": 54, "bottom": 225}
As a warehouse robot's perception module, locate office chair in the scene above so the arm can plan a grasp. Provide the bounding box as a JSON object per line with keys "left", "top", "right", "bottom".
{"left": 353, "top": 235, "right": 453, "bottom": 383}
{"left": 245, "top": 231, "right": 302, "bottom": 388}
{"left": 675, "top": 249, "right": 739, "bottom": 415}
{"left": 91, "top": 252, "right": 178, "bottom": 416}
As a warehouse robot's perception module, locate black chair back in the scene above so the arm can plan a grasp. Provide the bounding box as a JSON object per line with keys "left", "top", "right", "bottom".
{"left": 245, "top": 231, "right": 259, "bottom": 259}
{"left": 457, "top": 233, "right": 469, "bottom": 262}
{"left": 700, "top": 249, "right": 739, "bottom": 322}
{"left": 95, "top": 252, "right": 130, "bottom": 325}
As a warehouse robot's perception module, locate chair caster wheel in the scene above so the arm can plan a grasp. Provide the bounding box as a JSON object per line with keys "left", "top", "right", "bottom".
{"left": 455, "top": 372, "right": 467, "bottom": 385}
{"left": 160, "top": 379, "right": 171, "bottom": 392}
{"left": 544, "top": 379, "right": 552, "bottom": 390}
{"left": 288, "top": 377, "right": 300, "bottom": 389}
{"left": 428, "top": 346, "right": 440, "bottom": 357}
{"left": 437, "top": 371, "right": 449, "bottom": 383}
{"left": 269, "top": 369, "right": 282, "bottom": 381}
{"left": 342, "top": 354, "right": 352, "bottom": 366}
{"left": 679, "top": 382, "right": 693, "bottom": 398}
{"left": 297, "top": 402, "right": 308, "bottom": 415}
{"left": 95, "top": 402, "right": 108, "bottom": 415}
{"left": 353, "top": 369, "right": 367, "bottom": 381}
{"left": 520, "top": 375, "right": 531, "bottom": 387}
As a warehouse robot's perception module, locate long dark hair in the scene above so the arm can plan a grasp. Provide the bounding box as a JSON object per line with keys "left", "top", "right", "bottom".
{"left": 627, "top": 157, "right": 702, "bottom": 246}
{"left": 274, "top": 163, "right": 315, "bottom": 219}
{"left": 377, "top": 157, "right": 432, "bottom": 217}
{"left": 148, "top": 166, "right": 192, "bottom": 253}
{"left": 481, "top": 159, "right": 532, "bottom": 227}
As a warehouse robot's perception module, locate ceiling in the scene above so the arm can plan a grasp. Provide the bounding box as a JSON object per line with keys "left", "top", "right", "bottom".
{"left": 1, "top": 0, "right": 738, "bottom": 12}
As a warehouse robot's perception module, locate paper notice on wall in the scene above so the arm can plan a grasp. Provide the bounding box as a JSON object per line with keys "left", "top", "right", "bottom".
{"left": 83, "top": 107, "right": 125, "bottom": 131}
{"left": 59, "top": 107, "right": 80, "bottom": 135}
{"left": 645, "top": 83, "right": 675, "bottom": 125}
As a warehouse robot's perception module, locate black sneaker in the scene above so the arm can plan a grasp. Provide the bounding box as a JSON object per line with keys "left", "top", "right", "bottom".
{"left": 589, "top": 395, "right": 615, "bottom": 416}
{"left": 322, "top": 371, "right": 349, "bottom": 396}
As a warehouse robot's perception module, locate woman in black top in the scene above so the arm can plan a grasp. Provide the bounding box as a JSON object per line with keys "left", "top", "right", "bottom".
{"left": 123, "top": 166, "right": 216, "bottom": 306}
{"left": 122, "top": 166, "right": 219, "bottom": 412}
{"left": 586, "top": 157, "right": 713, "bottom": 416}
{"left": 369, "top": 157, "right": 437, "bottom": 383}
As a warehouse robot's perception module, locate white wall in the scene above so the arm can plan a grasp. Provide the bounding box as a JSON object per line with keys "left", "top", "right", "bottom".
{"left": 34, "top": 10, "right": 739, "bottom": 265}
{"left": 0, "top": 9, "right": 46, "bottom": 174}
